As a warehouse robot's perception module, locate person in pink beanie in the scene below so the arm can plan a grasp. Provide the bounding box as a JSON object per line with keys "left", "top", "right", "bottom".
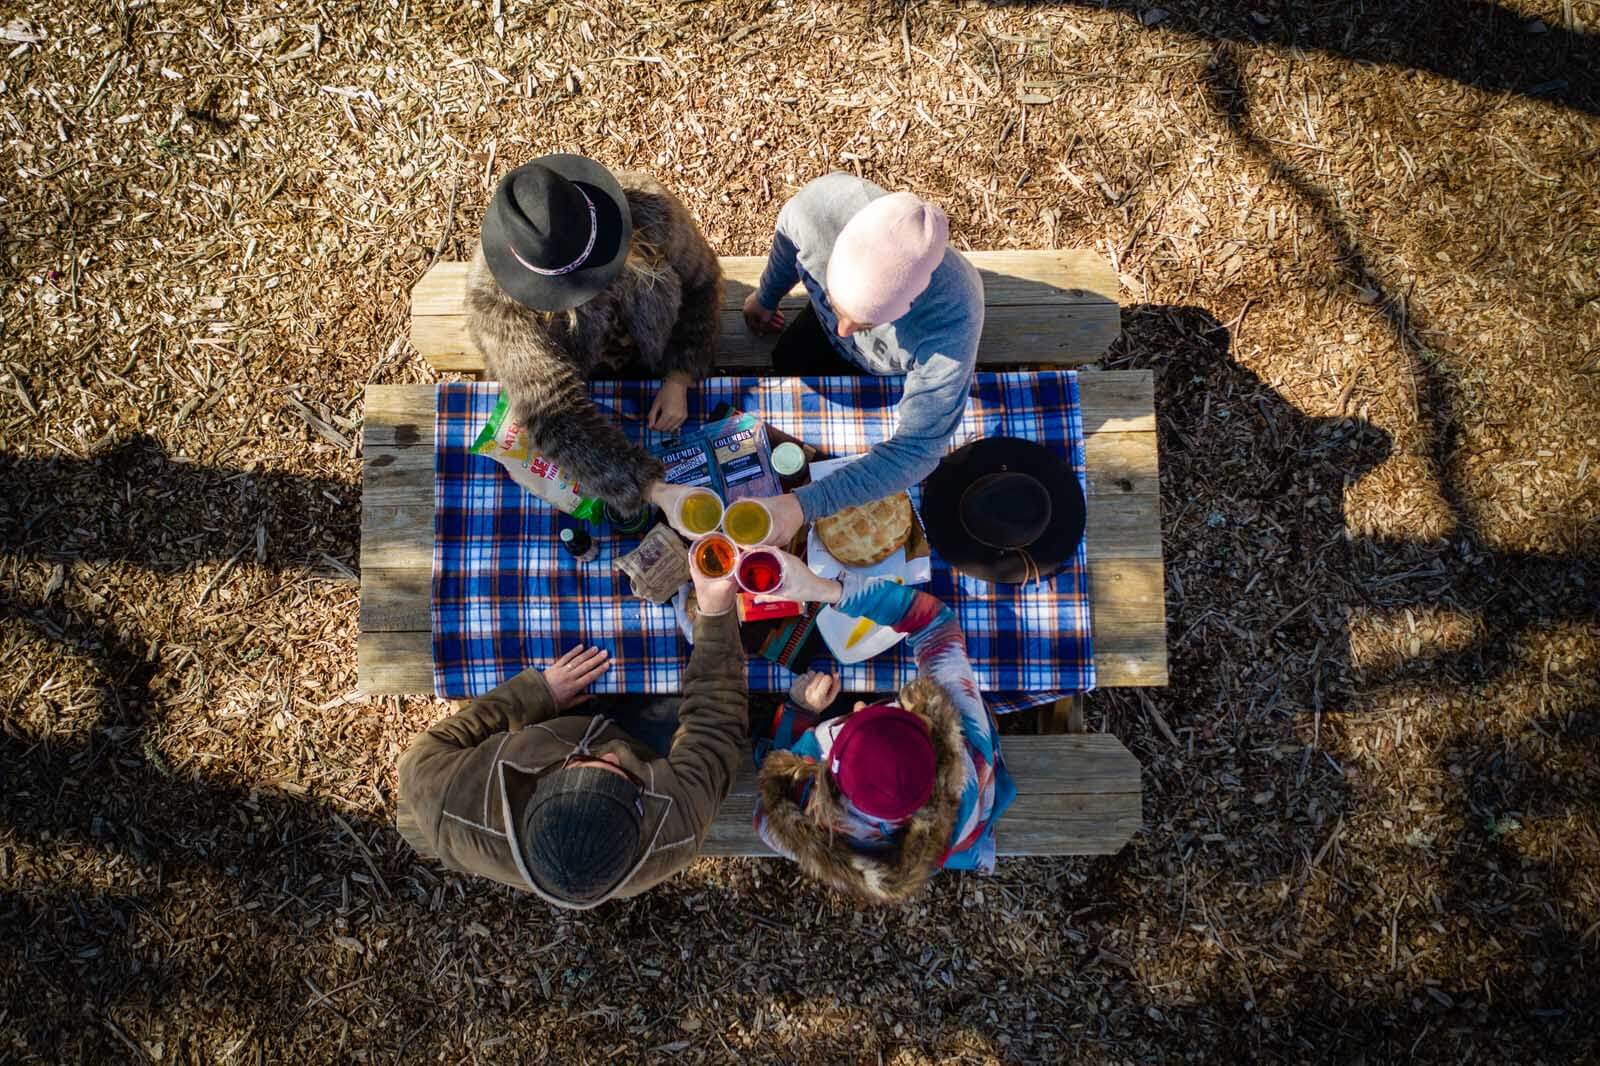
{"left": 825, "top": 191, "right": 950, "bottom": 326}
{"left": 741, "top": 174, "right": 984, "bottom": 542}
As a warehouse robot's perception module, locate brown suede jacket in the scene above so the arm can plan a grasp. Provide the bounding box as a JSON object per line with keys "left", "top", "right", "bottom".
{"left": 395, "top": 611, "right": 746, "bottom": 908}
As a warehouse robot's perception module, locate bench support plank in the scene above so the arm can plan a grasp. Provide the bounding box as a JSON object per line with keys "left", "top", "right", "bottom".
{"left": 707, "top": 734, "right": 1140, "bottom": 856}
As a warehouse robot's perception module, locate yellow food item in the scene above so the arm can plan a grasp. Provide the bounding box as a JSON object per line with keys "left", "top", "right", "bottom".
{"left": 844, "top": 616, "right": 876, "bottom": 649}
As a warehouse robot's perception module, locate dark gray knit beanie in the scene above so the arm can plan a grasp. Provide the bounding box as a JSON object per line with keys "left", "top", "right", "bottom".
{"left": 519, "top": 765, "right": 644, "bottom": 904}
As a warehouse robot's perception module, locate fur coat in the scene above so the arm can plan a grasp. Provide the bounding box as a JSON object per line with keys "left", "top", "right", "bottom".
{"left": 755, "top": 678, "right": 969, "bottom": 905}
{"left": 466, "top": 172, "right": 722, "bottom": 516}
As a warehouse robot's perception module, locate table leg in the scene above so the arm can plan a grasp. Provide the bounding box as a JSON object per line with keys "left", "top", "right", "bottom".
{"left": 1041, "top": 695, "right": 1086, "bottom": 734}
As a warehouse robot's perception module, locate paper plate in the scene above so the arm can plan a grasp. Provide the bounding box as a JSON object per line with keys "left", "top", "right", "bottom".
{"left": 817, "top": 600, "right": 906, "bottom": 664}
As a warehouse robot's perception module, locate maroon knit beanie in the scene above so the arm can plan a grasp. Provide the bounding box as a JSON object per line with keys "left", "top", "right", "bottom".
{"left": 828, "top": 704, "right": 936, "bottom": 821}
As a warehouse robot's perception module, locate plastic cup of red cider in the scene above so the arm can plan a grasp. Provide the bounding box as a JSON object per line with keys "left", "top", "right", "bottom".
{"left": 735, "top": 546, "right": 785, "bottom": 595}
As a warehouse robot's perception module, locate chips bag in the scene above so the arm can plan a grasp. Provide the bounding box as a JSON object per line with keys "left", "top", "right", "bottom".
{"left": 471, "top": 391, "right": 603, "bottom": 521}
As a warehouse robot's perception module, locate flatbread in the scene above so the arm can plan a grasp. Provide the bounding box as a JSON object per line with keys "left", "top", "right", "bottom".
{"left": 816, "top": 492, "right": 913, "bottom": 567}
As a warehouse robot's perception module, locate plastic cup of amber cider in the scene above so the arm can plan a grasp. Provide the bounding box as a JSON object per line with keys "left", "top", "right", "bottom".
{"left": 675, "top": 487, "right": 725, "bottom": 537}
{"left": 722, "top": 498, "right": 776, "bottom": 547}
{"left": 689, "top": 532, "right": 738, "bottom": 580}
{"left": 735, "top": 546, "right": 786, "bottom": 595}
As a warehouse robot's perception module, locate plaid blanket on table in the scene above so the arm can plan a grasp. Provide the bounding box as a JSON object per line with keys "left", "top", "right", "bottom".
{"left": 433, "top": 373, "right": 1095, "bottom": 714}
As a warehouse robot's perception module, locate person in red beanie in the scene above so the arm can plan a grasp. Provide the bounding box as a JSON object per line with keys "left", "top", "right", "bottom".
{"left": 750, "top": 551, "right": 1016, "bottom": 904}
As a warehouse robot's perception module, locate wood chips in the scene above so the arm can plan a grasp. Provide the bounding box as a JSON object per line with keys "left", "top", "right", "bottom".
{"left": 1, "top": 2, "right": 1597, "bottom": 1063}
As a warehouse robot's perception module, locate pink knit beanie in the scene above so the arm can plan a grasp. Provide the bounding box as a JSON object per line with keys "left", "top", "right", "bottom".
{"left": 826, "top": 192, "right": 949, "bottom": 325}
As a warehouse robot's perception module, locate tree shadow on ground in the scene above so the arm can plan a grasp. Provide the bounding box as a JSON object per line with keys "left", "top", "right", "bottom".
{"left": 0, "top": 439, "right": 383, "bottom": 1060}
{"left": 974, "top": 0, "right": 1600, "bottom": 118}
{"left": 0, "top": 591, "right": 419, "bottom": 1062}
{"left": 0, "top": 433, "right": 355, "bottom": 573}
{"left": 1086, "top": 303, "right": 1599, "bottom": 1060}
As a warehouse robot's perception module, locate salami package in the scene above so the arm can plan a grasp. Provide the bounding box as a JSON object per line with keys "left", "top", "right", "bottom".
{"left": 703, "top": 412, "right": 781, "bottom": 501}
{"left": 654, "top": 437, "right": 717, "bottom": 489}
{"left": 471, "top": 391, "right": 603, "bottom": 521}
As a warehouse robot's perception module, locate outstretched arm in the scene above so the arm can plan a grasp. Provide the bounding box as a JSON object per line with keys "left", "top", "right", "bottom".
{"left": 469, "top": 280, "right": 664, "bottom": 515}
{"left": 793, "top": 329, "right": 977, "bottom": 520}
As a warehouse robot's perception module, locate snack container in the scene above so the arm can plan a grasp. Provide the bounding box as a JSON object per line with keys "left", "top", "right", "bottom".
{"left": 472, "top": 391, "right": 602, "bottom": 521}
{"left": 706, "top": 413, "right": 781, "bottom": 501}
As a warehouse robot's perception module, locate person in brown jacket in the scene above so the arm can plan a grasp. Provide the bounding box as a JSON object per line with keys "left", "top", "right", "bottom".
{"left": 395, "top": 565, "right": 747, "bottom": 909}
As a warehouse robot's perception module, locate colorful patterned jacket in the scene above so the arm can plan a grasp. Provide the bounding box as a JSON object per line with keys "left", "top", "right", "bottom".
{"left": 753, "top": 576, "right": 1016, "bottom": 903}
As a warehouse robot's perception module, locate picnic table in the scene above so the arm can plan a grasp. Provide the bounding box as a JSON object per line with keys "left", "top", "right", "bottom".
{"left": 360, "top": 250, "right": 1164, "bottom": 856}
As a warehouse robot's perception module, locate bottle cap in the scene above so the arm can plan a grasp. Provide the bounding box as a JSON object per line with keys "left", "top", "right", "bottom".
{"left": 771, "top": 442, "right": 805, "bottom": 476}
{"left": 560, "top": 528, "right": 575, "bottom": 542}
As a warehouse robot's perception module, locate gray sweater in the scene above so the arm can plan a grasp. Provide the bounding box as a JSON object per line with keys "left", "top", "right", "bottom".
{"left": 754, "top": 174, "right": 983, "bottom": 520}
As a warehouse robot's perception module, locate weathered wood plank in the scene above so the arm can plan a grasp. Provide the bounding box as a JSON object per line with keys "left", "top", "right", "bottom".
{"left": 411, "top": 251, "right": 1119, "bottom": 315}
{"left": 360, "top": 555, "right": 1167, "bottom": 636}
{"left": 358, "top": 630, "right": 434, "bottom": 693}
{"left": 360, "top": 487, "right": 1161, "bottom": 571}
{"left": 704, "top": 789, "right": 1140, "bottom": 856}
{"left": 413, "top": 306, "right": 1120, "bottom": 372}
{"left": 356, "top": 566, "right": 1169, "bottom": 692}
{"left": 410, "top": 250, "right": 1121, "bottom": 370}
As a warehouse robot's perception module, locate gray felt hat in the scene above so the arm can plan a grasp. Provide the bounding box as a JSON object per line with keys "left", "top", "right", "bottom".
{"left": 480, "top": 154, "right": 632, "bottom": 312}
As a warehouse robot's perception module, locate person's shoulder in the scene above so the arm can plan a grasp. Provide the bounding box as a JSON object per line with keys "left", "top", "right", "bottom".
{"left": 780, "top": 173, "right": 886, "bottom": 229}
{"left": 935, "top": 246, "right": 984, "bottom": 301}
{"left": 616, "top": 171, "right": 691, "bottom": 238}
{"left": 795, "top": 171, "right": 884, "bottom": 201}
{"left": 616, "top": 169, "right": 681, "bottom": 202}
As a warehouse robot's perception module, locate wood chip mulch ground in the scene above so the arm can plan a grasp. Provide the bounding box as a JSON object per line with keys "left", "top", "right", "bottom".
{"left": 2, "top": 2, "right": 1597, "bottom": 1063}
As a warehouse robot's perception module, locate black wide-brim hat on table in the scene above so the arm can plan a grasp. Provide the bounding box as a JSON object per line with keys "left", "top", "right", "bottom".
{"left": 921, "top": 437, "right": 1087, "bottom": 585}
{"left": 481, "top": 153, "right": 632, "bottom": 312}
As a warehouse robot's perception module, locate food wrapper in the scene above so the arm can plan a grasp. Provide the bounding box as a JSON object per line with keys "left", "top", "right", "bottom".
{"left": 706, "top": 412, "right": 780, "bottom": 501}
{"left": 654, "top": 437, "right": 716, "bottom": 489}
{"left": 613, "top": 523, "right": 690, "bottom": 604}
{"left": 472, "top": 391, "right": 603, "bottom": 521}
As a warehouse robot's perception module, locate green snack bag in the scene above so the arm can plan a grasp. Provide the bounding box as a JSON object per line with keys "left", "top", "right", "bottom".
{"left": 471, "top": 391, "right": 603, "bottom": 521}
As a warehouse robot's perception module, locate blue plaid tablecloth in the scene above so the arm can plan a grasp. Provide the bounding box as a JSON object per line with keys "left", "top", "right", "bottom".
{"left": 433, "top": 373, "right": 1095, "bottom": 713}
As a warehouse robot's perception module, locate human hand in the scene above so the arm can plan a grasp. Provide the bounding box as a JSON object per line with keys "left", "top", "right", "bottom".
{"left": 788, "top": 670, "right": 840, "bottom": 714}
{"left": 543, "top": 645, "right": 611, "bottom": 709}
{"left": 758, "top": 492, "right": 805, "bottom": 547}
{"left": 649, "top": 481, "right": 702, "bottom": 538}
{"left": 742, "top": 291, "right": 786, "bottom": 335}
{"left": 752, "top": 548, "right": 843, "bottom": 605}
{"left": 648, "top": 376, "right": 690, "bottom": 432}
{"left": 691, "top": 566, "right": 737, "bottom": 617}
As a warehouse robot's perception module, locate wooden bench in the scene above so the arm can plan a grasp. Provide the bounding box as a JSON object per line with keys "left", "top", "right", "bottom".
{"left": 365, "top": 249, "right": 1164, "bottom": 857}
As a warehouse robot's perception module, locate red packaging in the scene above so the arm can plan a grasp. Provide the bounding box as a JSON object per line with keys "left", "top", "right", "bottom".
{"left": 737, "top": 594, "right": 802, "bottom": 623}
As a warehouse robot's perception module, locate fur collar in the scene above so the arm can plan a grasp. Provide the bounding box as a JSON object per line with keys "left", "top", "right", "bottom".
{"left": 757, "top": 678, "right": 967, "bottom": 904}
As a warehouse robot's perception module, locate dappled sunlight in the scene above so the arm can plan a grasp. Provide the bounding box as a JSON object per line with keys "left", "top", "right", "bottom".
{"left": 1346, "top": 605, "right": 1483, "bottom": 682}
{"left": 3, "top": 0, "right": 1598, "bottom": 1061}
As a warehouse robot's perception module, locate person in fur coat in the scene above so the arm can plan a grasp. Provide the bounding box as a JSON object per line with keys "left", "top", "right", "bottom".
{"left": 468, "top": 153, "right": 721, "bottom": 518}
{"left": 750, "top": 554, "right": 1017, "bottom": 904}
